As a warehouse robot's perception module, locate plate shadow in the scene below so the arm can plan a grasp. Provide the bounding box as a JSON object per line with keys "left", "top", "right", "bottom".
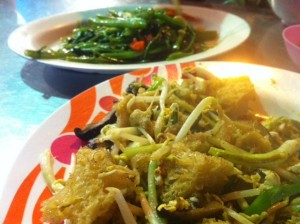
{"left": 21, "top": 61, "right": 119, "bottom": 99}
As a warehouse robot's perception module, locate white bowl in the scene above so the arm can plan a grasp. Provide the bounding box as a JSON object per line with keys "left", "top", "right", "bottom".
{"left": 268, "top": 0, "right": 300, "bottom": 25}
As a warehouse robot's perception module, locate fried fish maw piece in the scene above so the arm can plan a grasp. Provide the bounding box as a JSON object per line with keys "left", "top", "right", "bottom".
{"left": 159, "top": 142, "right": 238, "bottom": 202}
{"left": 41, "top": 147, "right": 139, "bottom": 224}
{"left": 205, "top": 76, "right": 266, "bottom": 120}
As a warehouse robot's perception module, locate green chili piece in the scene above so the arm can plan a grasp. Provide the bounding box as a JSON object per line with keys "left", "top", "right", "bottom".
{"left": 244, "top": 183, "right": 300, "bottom": 215}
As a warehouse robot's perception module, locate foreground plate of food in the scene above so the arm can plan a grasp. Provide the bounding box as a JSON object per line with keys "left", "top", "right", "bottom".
{"left": 1, "top": 61, "right": 300, "bottom": 223}
{"left": 8, "top": 4, "right": 250, "bottom": 74}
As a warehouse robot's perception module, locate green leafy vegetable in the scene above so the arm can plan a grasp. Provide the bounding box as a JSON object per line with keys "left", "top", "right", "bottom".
{"left": 244, "top": 183, "right": 300, "bottom": 215}
{"left": 24, "top": 7, "right": 218, "bottom": 64}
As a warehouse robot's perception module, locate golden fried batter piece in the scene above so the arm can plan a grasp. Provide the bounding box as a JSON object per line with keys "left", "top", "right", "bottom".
{"left": 41, "top": 147, "right": 139, "bottom": 224}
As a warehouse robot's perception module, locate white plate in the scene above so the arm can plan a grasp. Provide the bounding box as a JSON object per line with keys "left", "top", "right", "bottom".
{"left": 7, "top": 4, "right": 251, "bottom": 74}
{"left": 1, "top": 61, "right": 300, "bottom": 223}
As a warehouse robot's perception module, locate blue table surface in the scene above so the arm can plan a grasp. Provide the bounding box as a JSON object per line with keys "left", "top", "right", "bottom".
{"left": 0, "top": 0, "right": 125, "bottom": 198}
{"left": 0, "top": 0, "right": 299, "bottom": 211}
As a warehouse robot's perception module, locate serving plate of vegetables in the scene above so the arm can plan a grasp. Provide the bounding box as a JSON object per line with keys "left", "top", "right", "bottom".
{"left": 1, "top": 61, "right": 300, "bottom": 223}
{"left": 8, "top": 4, "right": 250, "bottom": 73}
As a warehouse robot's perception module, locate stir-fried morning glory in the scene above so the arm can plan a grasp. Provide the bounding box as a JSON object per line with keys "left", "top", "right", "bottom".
{"left": 24, "top": 7, "right": 218, "bottom": 64}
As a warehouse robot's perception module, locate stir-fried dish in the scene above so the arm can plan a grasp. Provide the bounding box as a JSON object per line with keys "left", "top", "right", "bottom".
{"left": 40, "top": 66, "right": 300, "bottom": 224}
{"left": 24, "top": 7, "right": 218, "bottom": 64}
